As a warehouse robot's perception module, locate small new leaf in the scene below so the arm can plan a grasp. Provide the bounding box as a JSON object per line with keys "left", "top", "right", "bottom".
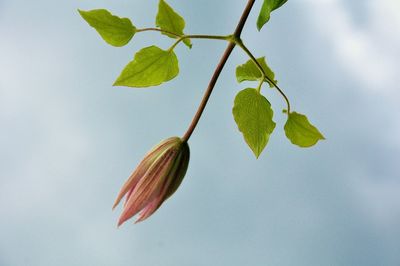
{"left": 156, "top": 0, "right": 192, "bottom": 48}
{"left": 284, "top": 112, "right": 325, "bottom": 147}
{"left": 257, "top": 0, "right": 288, "bottom": 31}
{"left": 236, "top": 57, "right": 277, "bottom": 87}
{"left": 78, "top": 9, "right": 136, "bottom": 47}
{"left": 233, "top": 88, "right": 276, "bottom": 158}
{"left": 114, "top": 46, "right": 179, "bottom": 88}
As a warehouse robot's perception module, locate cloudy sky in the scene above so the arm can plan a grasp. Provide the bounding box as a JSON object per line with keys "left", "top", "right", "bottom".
{"left": 1, "top": 0, "right": 399, "bottom": 265}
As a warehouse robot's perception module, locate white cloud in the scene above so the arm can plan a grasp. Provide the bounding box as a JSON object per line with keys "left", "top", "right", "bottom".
{"left": 304, "top": 0, "right": 400, "bottom": 233}
{"left": 305, "top": 0, "right": 400, "bottom": 94}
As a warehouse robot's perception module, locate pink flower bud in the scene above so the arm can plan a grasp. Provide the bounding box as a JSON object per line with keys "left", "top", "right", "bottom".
{"left": 113, "top": 137, "right": 190, "bottom": 226}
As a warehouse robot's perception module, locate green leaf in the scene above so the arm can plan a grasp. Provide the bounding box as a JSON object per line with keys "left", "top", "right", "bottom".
{"left": 156, "top": 0, "right": 192, "bottom": 48}
{"left": 284, "top": 112, "right": 325, "bottom": 147}
{"left": 257, "top": 0, "right": 288, "bottom": 31}
{"left": 232, "top": 88, "right": 276, "bottom": 158}
{"left": 78, "top": 9, "right": 136, "bottom": 47}
{"left": 236, "top": 57, "right": 277, "bottom": 87}
{"left": 114, "top": 46, "right": 179, "bottom": 88}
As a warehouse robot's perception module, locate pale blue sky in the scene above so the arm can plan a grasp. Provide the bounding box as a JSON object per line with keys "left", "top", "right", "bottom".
{"left": 1, "top": 0, "right": 400, "bottom": 265}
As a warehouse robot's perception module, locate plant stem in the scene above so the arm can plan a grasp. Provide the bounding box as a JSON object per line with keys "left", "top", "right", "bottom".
{"left": 256, "top": 78, "right": 264, "bottom": 93}
{"left": 136, "top": 27, "right": 182, "bottom": 38}
{"left": 138, "top": 28, "right": 231, "bottom": 46}
{"left": 138, "top": 16, "right": 291, "bottom": 114}
{"left": 236, "top": 40, "right": 291, "bottom": 114}
{"left": 168, "top": 34, "right": 232, "bottom": 51}
{"left": 181, "top": 43, "right": 235, "bottom": 142}
{"left": 181, "top": 0, "right": 256, "bottom": 142}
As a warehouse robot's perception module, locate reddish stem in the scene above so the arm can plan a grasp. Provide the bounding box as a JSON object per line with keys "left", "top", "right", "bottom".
{"left": 182, "top": 0, "right": 256, "bottom": 142}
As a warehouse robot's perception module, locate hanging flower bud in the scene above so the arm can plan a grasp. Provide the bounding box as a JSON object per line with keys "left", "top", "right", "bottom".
{"left": 113, "top": 137, "right": 190, "bottom": 226}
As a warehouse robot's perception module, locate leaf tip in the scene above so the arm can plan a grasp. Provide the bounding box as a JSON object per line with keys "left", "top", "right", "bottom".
{"left": 77, "top": 9, "right": 86, "bottom": 17}
{"left": 113, "top": 80, "right": 121, "bottom": 87}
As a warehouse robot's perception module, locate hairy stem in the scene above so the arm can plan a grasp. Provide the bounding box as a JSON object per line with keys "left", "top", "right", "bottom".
{"left": 236, "top": 40, "right": 291, "bottom": 113}
{"left": 182, "top": 0, "right": 256, "bottom": 142}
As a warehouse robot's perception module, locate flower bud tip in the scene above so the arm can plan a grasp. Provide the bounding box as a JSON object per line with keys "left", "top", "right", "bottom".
{"left": 113, "top": 137, "right": 190, "bottom": 226}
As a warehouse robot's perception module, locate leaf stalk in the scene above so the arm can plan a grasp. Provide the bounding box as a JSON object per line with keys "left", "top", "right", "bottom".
{"left": 235, "top": 39, "right": 291, "bottom": 114}
{"left": 139, "top": 2, "right": 291, "bottom": 140}
{"left": 168, "top": 34, "right": 232, "bottom": 51}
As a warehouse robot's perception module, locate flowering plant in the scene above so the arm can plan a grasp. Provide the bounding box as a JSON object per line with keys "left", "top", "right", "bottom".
{"left": 79, "top": 0, "right": 324, "bottom": 225}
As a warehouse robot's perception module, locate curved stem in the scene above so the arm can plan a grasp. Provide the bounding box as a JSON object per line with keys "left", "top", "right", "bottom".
{"left": 236, "top": 40, "right": 291, "bottom": 114}
{"left": 256, "top": 78, "right": 264, "bottom": 93}
{"left": 182, "top": 0, "right": 256, "bottom": 142}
